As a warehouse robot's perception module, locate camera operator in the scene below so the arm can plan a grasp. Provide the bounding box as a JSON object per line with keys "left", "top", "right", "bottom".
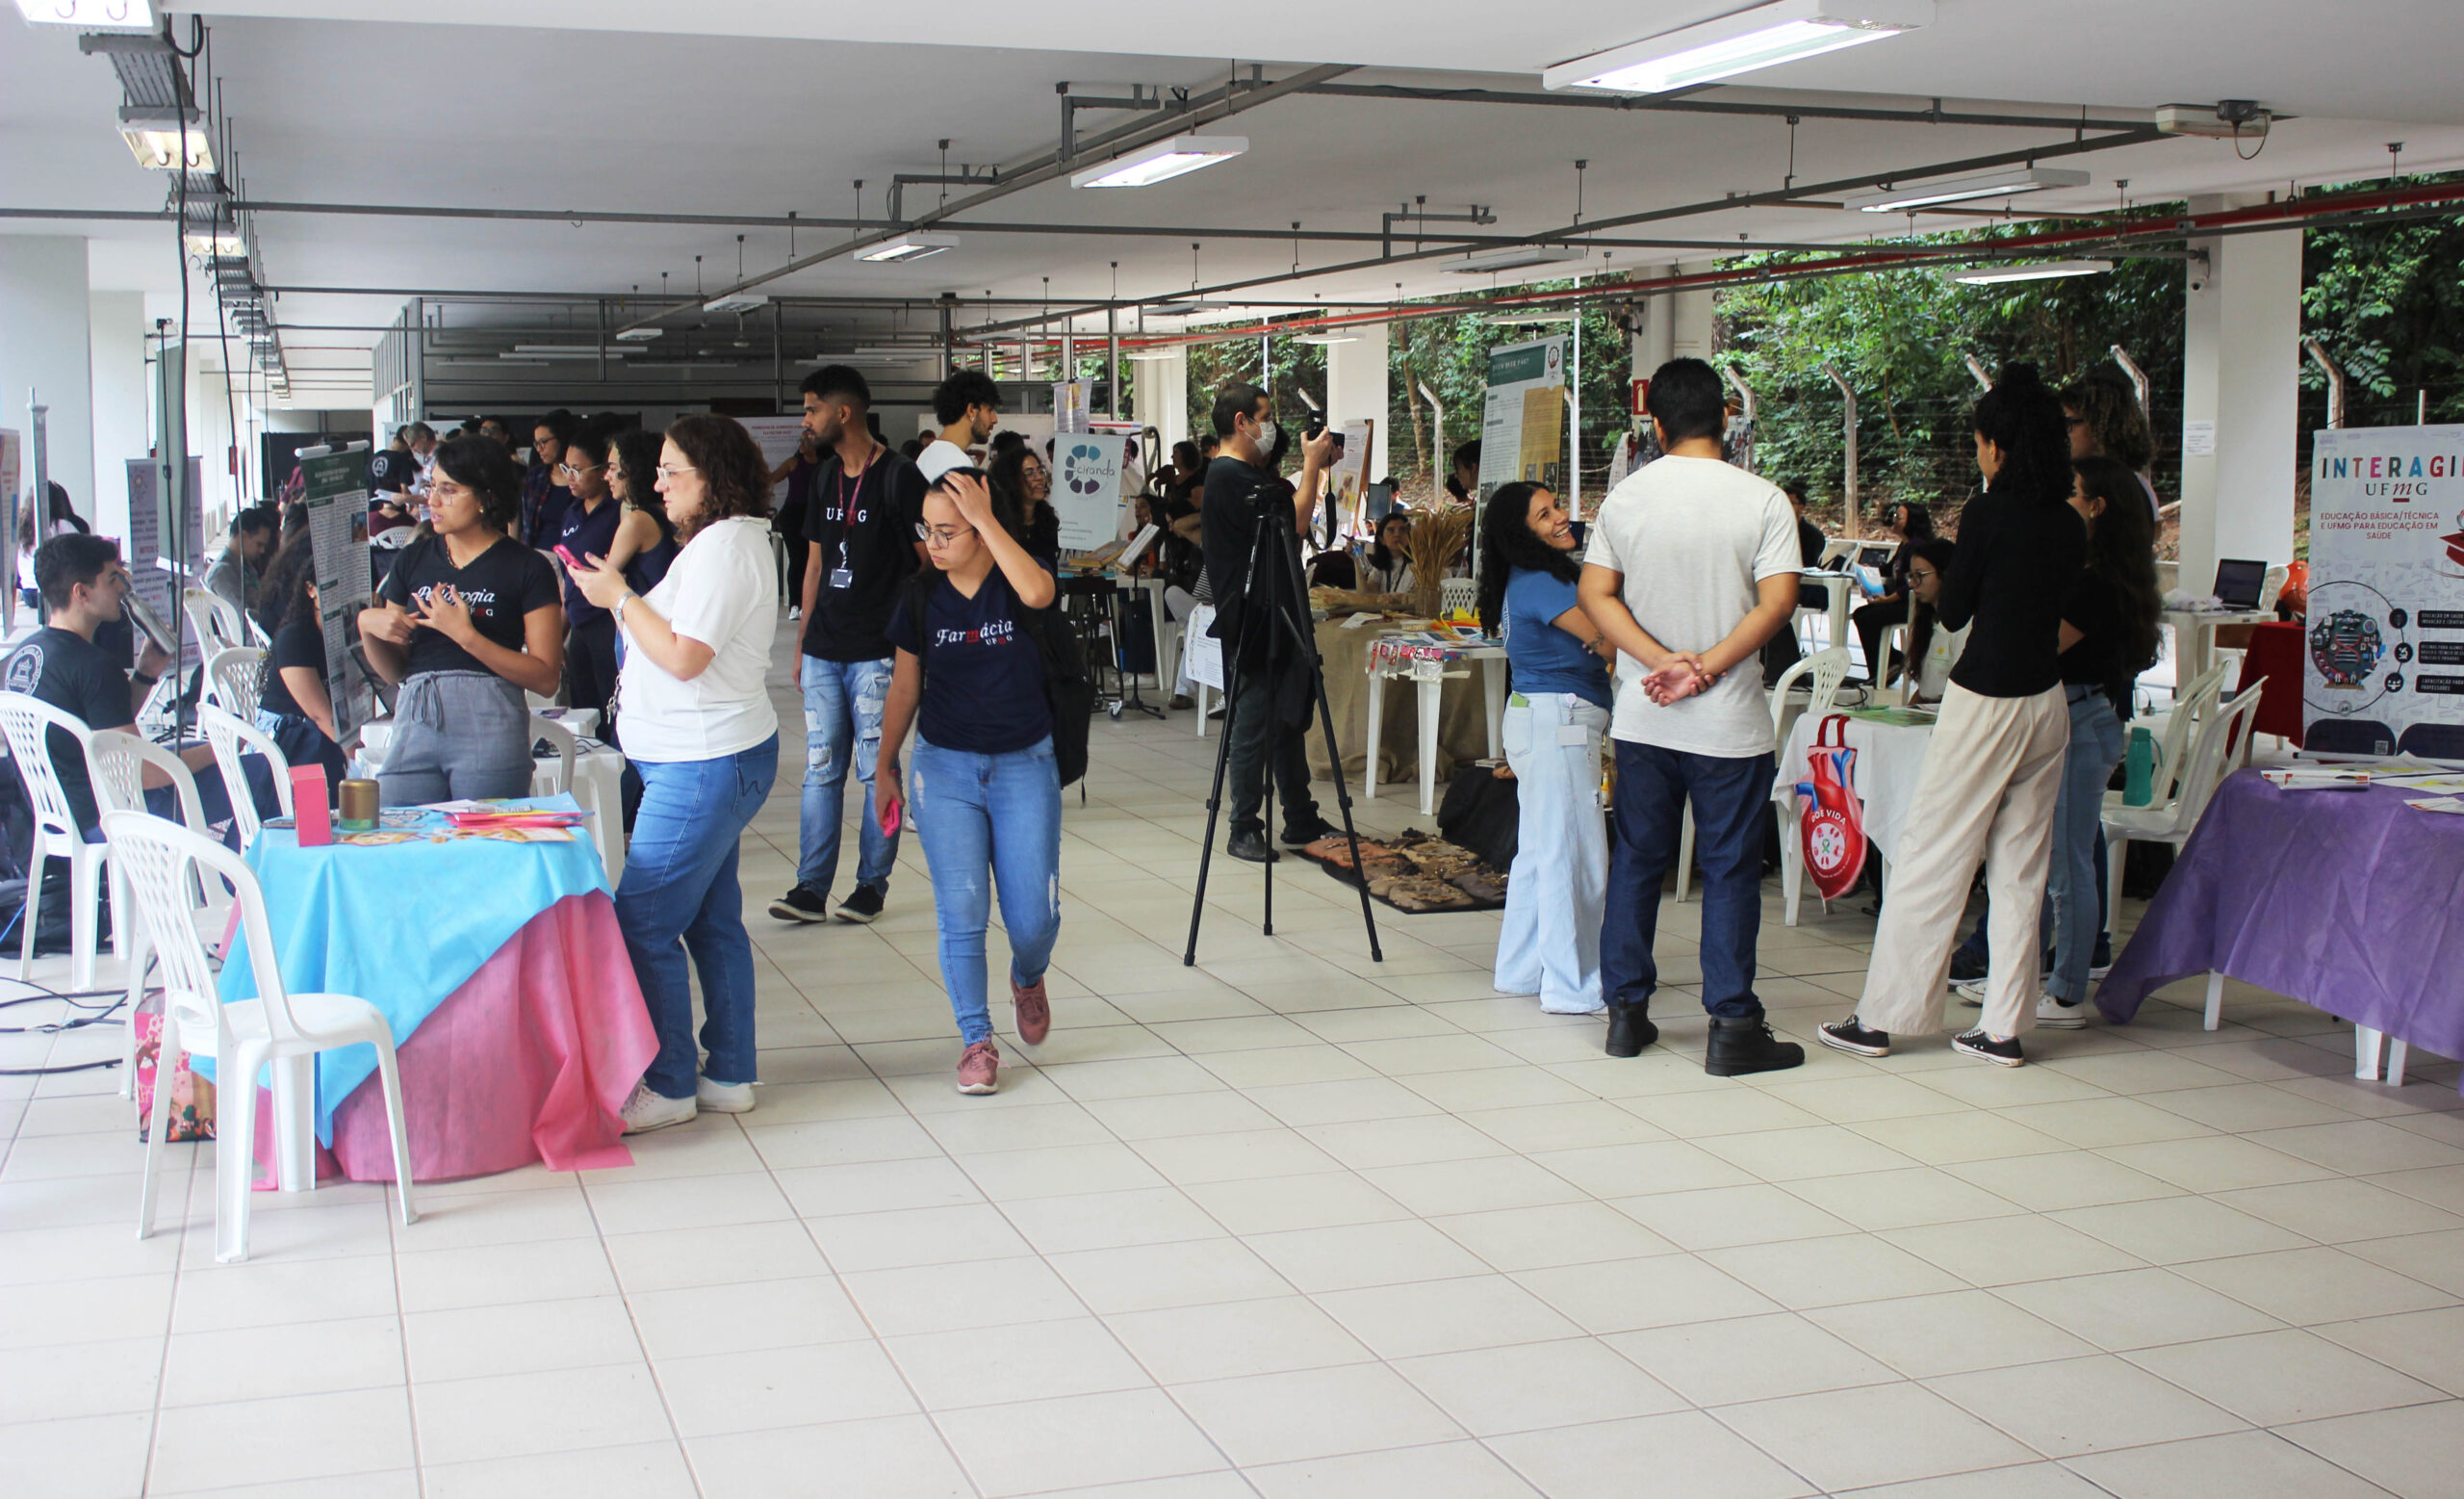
{"left": 1201, "top": 382, "right": 1339, "bottom": 864}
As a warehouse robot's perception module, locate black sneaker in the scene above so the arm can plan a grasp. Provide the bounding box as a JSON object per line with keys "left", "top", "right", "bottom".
{"left": 1226, "top": 831, "right": 1278, "bottom": 864}
{"left": 1817, "top": 1019, "right": 1891, "bottom": 1057}
{"left": 1280, "top": 815, "right": 1342, "bottom": 848}
{"left": 834, "top": 885, "right": 886, "bottom": 924}
{"left": 1946, "top": 947, "right": 1988, "bottom": 984}
{"left": 767, "top": 884, "right": 831, "bottom": 922}
{"left": 1604, "top": 1005, "right": 1658, "bottom": 1058}
{"left": 1952, "top": 1028, "right": 2026, "bottom": 1067}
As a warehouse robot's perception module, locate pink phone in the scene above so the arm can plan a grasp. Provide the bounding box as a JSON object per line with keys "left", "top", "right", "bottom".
{"left": 879, "top": 797, "right": 902, "bottom": 836}
{"left": 554, "top": 544, "right": 583, "bottom": 569}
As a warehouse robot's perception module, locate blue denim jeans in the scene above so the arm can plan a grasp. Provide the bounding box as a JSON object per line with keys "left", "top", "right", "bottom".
{"left": 797, "top": 654, "right": 899, "bottom": 894}
{"left": 620, "top": 736, "right": 780, "bottom": 1099}
{"left": 909, "top": 736, "right": 1063, "bottom": 1045}
{"left": 2044, "top": 687, "right": 2124, "bottom": 1003}
{"left": 1602, "top": 740, "right": 1774, "bottom": 1019}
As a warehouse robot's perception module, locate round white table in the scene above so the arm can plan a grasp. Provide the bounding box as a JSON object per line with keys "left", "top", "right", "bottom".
{"left": 1360, "top": 632, "right": 1507, "bottom": 814}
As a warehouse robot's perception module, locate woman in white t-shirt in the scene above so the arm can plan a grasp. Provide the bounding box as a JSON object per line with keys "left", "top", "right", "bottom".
{"left": 563, "top": 415, "right": 781, "bottom": 1135}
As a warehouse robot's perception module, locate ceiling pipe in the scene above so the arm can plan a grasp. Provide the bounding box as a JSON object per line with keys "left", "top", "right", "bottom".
{"left": 615, "top": 62, "right": 1356, "bottom": 335}
{"left": 1296, "top": 82, "right": 2158, "bottom": 134}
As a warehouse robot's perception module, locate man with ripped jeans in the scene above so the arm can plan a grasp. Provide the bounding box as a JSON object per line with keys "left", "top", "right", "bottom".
{"left": 770, "top": 365, "right": 930, "bottom": 925}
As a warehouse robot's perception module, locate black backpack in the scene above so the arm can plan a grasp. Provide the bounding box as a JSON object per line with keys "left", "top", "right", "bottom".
{"left": 901, "top": 571, "right": 1096, "bottom": 787}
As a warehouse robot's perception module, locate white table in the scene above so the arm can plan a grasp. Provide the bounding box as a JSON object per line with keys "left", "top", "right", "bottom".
{"left": 2162, "top": 607, "right": 2276, "bottom": 685}
{"left": 1361, "top": 634, "right": 1507, "bottom": 815}
{"left": 1771, "top": 708, "right": 1938, "bottom": 926}
{"left": 355, "top": 715, "right": 628, "bottom": 879}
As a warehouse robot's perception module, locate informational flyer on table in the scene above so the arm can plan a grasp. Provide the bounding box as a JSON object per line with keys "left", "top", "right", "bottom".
{"left": 297, "top": 450, "right": 376, "bottom": 740}
{"left": 1050, "top": 432, "right": 1128, "bottom": 551}
{"left": 1476, "top": 337, "right": 1565, "bottom": 506}
{"left": 125, "top": 457, "right": 204, "bottom": 674}
{"left": 2305, "top": 425, "right": 2464, "bottom": 759}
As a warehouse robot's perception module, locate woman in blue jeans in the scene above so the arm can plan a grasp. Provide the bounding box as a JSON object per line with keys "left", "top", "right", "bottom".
{"left": 563, "top": 415, "right": 782, "bottom": 1132}
{"left": 875, "top": 468, "right": 1061, "bottom": 1097}
{"left": 2038, "top": 455, "right": 2163, "bottom": 1025}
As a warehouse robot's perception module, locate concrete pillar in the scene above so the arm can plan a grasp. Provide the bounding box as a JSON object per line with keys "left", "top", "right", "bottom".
{"left": 1670, "top": 261, "right": 1716, "bottom": 366}
{"left": 1323, "top": 321, "right": 1391, "bottom": 483}
{"left": 88, "top": 290, "right": 148, "bottom": 543}
{"left": 2178, "top": 197, "right": 2300, "bottom": 592}
{"left": 1140, "top": 349, "right": 1189, "bottom": 456}
{"left": 0, "top": 236, "right": 97, "bottom": 530}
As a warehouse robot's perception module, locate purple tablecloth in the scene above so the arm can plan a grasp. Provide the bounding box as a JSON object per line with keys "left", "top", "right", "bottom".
{"left": 2099, "top": 769, "right": 2464, "bottom": 1082}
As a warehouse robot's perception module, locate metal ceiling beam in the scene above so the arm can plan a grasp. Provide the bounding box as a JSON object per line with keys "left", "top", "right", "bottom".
{"left": 1297, "top": 82, "right": 2154, "bottom": 133}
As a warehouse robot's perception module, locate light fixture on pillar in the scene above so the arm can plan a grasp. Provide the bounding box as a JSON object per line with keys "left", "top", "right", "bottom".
{"left": 13, "top": 0, "right": 155, "bottom": 26}
{"left": 118, "top": 105, "right": 214, "bottom": 171}
{"left": 855, "top": 232, "right": 958, "bottom": 264}
{"left": 1843, "top": 167, "right": 2089, "bottom": 213}
{"left": 1068, "top": 136, "right": 1248, "bottom": 189}
{"left": 1943, "top": 259, "right": 2114, "bottom": 286}
{"left": 1544, "top": 0, "right": 1931, "bottom": 94}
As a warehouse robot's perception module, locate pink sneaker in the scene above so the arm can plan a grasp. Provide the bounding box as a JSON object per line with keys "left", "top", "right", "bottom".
{"left": 1011, "top": 974, "right": 1051, "bottom": 1047}
{"left": 956, "top": 1040, "right": 1001, "bottom": 1095}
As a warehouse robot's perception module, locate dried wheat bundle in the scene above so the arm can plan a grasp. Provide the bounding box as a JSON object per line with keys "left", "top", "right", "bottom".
{"left": 1402, "top": 504, "right": 1473, "bottom": 613}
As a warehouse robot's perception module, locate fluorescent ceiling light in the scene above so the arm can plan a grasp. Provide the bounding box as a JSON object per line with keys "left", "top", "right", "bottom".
{"left": 1943, "top": 259, "right": 2114, "bottom": 286}
{"left": 1069, "top": 135, "right": 1248, "bottom": 189}
{"left": 855, "top": 232, "right": 958, "bottom": 264}
{"left": 1124, "top": 349, "right": 1182, "bottom": 362}
{"left": 612, "top": 327, "right": 663, "bottom": 343}
{"left": 15, "top": 0, "right": 155, "bottom": 27}
{"left": 1445, "top": 245, "right": 1586, "bottom": 275}
{"left": 1144, "top": 298, "right": 1227, "bottom": 317}
{"left": 184, "top": 230, "right": 242, "bottom": 255}
{"left": 1479, "top": 310, "right": 1578, "bottom": 324}
{"left": 629, "top": 360, "right": 742, "bottom": 371}
{"left": 1843, "top": 166, "right": 2090, "bottom": 213}
{"left": 1545, "top": 0, "right": 1932, "bottom": 94}
{"left": 703, "top": 293, "right": 769, "bottom": 315}
{"left": 508, "top": 346, "right": 627, "bottom": 359}
{"left": 119, "top": 111, "right": 214, "bottom": 172}
{"left": 1295, "top": 332, "right": 1358, "bottom": 345}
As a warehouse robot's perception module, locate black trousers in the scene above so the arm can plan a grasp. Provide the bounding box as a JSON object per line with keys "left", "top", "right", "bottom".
{"left": 1225, "top": 655, "right": 1319, "bottom": 839}
{"left": 567, "top": 614, "right": 620, "bottom": 717}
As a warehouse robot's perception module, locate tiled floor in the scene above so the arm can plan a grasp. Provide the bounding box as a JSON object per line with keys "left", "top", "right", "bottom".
{"left": 5, "top": 625, "right": 2462, "bottom": 1497}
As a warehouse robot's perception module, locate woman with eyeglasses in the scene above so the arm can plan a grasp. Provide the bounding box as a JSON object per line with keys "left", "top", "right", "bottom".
{"left": 358, "top": 434, "right": 565, "bottom": 804}
{"left": 551, "top": 417, "right": 628, "bottom": 716}
{"left": 1898, "top": 538, "right": 1964, "bottom": 704}
{"left": 603, "top": 426, "right": 680, "bottom": 600}
{"left": 989, "top": 444, "right": 1062, "bottom": 570}
{"left": 875, "top": 469, "right": 1061, "bottom": 1097}
{"left": 562, "top": 416, "right": 781, "bottom": 1132}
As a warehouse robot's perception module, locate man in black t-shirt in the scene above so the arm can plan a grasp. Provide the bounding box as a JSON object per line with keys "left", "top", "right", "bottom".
{"left": 2, "top": 536, "right": 234, "bottom": 950}
{"left": 771, "top": 366, "right": 929, "bottom": 926}
{"left": 1199, "top": 382, "right": 1338, "bottom": 864}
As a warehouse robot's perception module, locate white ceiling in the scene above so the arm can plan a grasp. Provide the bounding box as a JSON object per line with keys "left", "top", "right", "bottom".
{"left": 6, "top": 1, "right": 2462, "bottom": 407}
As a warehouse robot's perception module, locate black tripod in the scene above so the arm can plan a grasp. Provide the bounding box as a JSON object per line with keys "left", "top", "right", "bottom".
{"left": 1185, "top": 493, "right": 1382, "bottom": 964}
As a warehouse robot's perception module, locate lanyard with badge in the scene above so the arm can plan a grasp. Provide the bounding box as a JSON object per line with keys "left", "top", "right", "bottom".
{"left": 830, "top": 448, "right": 881, "bottom": 592}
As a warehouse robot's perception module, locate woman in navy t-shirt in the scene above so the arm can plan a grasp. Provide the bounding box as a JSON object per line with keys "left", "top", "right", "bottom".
{"left": 876, "top": 468, "right": 1061, "bottom": 1098}
{"left": 1476, "top": 481, "right": 1617, "bottom": 1015}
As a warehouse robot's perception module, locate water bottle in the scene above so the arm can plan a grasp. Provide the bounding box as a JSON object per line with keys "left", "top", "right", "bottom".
{"left": 2123, "top": 726, "right": 2161, "bottom": 807}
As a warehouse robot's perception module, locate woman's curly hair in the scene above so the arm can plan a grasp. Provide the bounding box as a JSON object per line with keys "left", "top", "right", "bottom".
{"left": 661, "top": 415, "right": 773, "bottom": 539}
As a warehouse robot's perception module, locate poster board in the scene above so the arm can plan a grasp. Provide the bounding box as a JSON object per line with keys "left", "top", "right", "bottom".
{"left": 126, "top": 457, "right": 204, "bottom": 674}
{"left": 297, "top": 450, "right": 376, "bottom": 741}
{"left": 2306, "top": 426, "right": 2464, "bottom": 759}
{"left": 1327, "top": 420, "right": 1374, "bottom": 538}
{"left": 0, "top": 429, "right": 18, "bottom": 633}
{"left": 1051, "top": 433, "right": 1129, "bottom": 551}
{"left": 736, "top": 416, "right": 807, "bottom": 474}
{"left": 1052, "top": 380, "right": 1092, "bottom": 435}
{"left": 1476, "top": 337, "right": 1565, "bottom": 504}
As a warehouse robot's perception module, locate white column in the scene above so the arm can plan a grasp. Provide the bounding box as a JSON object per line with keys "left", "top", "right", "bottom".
{"left": 88, "top": 290, "right": 149, "bottom": 544}
{"left": 2178, "top": 197, "right": 2300, "bottom": 591}
{"left": 1323, "top": 321, "right": 1391, "bottom": 482}
{"left": 1141, "top": 349, "right": 1189, "bottom": 455}
{"left": 1670, "top": 262, "right": 1716, "bottom": 365}
{"left": 0, "top": 236, "right": 97, "bottom": 529}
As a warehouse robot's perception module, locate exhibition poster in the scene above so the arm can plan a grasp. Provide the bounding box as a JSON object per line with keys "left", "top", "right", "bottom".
{"left": 1328, "top": 420, "right": 1373, "bottom": 537}
{"left": 736, "top": 416, "right": 807, "bottom": 474}
{"left": 1050, "top": 432, "right": 1128, "bottom": 550}
{"left": 2305, "top": 425, "right": 2464, "bottom": 759}
{"left": 298, "top": 450, "right": 376, "bottom": 740}
{"left": 125, "top": 457, "right": 204, "bottom": 673}
{"left": 1476, "top": 337, "right": 1564, "bottom": 504}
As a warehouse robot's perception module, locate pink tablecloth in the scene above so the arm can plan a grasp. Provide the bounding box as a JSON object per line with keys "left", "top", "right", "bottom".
{"left": 252, "top": 893, "right": 656, "bottom": 1185}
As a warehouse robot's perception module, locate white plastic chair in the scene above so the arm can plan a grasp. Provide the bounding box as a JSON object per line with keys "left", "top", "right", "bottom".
{"left": 112, "top": 812, "right": 418, "bottom": 1262}
{"left": 2117, "top": 660, "right": 2229, "bottom": 819}
{"left": 1679, "top": 645, "right": 1849, "bottom": 903}
{"left": 185, "top": 586, "right": 249, "bottom": 658}
{"left": 88, "top": 729, "right": 219, "bottom": 1094}
{"left": 2103, "top": 679, "right": 2268, "bottom": 1029}
{"left": 530, "top": 714, "right": 577, "bottom": 796}
{"left": 199, "top": 703, "right": 293, "bottom": 850}
{"left": 204, "top": 647, "right": 267, "bottom": 721}
{"left": 0, "top": 691, "right": 117, "bottom": 990}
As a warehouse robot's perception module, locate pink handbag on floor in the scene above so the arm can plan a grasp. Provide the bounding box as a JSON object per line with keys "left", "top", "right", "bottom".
{"left": 1796, "top": 714, "right": 1869, "bottom": 901}
{"left": 133, "top": 991, "right": 217, "bottom": 1143}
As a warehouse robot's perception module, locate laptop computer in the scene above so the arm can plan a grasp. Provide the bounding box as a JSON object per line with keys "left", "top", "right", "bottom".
{"left": 2213, "top": 557, "right": 2268, "bottom": 610}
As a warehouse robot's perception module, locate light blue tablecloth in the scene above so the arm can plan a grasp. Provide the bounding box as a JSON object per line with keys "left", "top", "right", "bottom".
{"left": 209, "top": 795, "right": 610, "bottom": 1145}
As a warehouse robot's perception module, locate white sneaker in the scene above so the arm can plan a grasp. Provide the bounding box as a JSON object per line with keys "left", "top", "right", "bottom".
{"left": 621, "top": 1082, "right": 698, "bottom": 1134}
{"left": 787, "top": 605, "right": 802, "bottom": 621}
{"left": 1953, "top": 976, "right": 1988, "bottom": 1004}
{"left": 2035, "top": 996, "right": 2088, "bottom": 1029}
{"left": 697, "top": 1076, "right": 755, "bottom": 1114}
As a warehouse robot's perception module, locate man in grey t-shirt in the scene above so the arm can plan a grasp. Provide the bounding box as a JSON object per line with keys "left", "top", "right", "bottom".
{"left": 1578, "top": 359, "right": 1804, "bottom": 1077}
